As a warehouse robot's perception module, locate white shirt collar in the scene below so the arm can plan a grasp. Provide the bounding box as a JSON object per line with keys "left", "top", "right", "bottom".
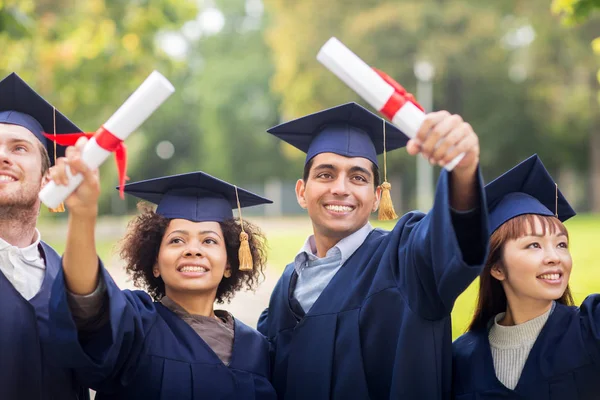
{"left": 294, "top": 222, "right": 374, "bottom": 268}
{"left": 0, "top": 229, "right": 43, "bottom": 263}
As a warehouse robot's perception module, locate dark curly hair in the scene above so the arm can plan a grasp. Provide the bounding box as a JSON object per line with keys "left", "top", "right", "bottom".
{"left": 119, "top": 203, "right": 268, "bottom": 304}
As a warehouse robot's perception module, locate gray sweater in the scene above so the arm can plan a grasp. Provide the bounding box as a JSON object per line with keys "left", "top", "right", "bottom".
{"left": 488, "top": 303, "right": 554, "bottom": 389}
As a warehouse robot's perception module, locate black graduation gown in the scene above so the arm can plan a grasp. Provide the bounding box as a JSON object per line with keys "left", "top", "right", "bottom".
{"left": 452, "top": 295, "right": 600, "bottom": 399}
{"left": 258, "top": 170, "right": 489, "bottom": 399}
{"left": 48, "top": 265, "right": 277, "bottom": 400}
{"left": 0, "top": 241, "right": 89, "bottom": 400}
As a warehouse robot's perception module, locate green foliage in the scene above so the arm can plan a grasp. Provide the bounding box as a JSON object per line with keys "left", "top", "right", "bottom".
{"left": 1, "top": 0, "right": 286, "bottom": 213}
{"left": 552, "top": 0, "right": 600, "bottom": 24}
{"left": 0, "top": 0, "right": 199, "bottom": 215}
{"left": 122, "top": 0, "right": 290, "bottom": 190}
{"left": 264, "top": 0, "right": 600, "bottom": 210}
{"left": 0, "top": 4, "right": 32, "bottom": 38}
{"left": 2, "top": 0, "right": 600, "bottom": 214}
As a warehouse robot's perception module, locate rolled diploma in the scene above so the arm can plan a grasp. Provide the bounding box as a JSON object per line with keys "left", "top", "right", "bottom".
{"left": 39, "top": 71, "right": 175, "bottom": 209}
{"left": 317, "top": 37, "right": 464, "bottom": 171}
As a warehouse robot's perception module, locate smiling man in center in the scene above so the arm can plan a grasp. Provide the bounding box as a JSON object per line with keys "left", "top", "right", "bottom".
{"left": 258, "top": 102, "right": 490, "bottom": 399}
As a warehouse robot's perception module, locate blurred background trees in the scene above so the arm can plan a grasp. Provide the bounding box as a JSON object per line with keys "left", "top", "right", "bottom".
{"left": 1, "top": 0, "right": 598, "bottom": 214}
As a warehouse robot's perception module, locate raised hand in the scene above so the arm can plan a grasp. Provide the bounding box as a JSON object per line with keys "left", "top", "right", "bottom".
{"left": 48, "top": 137, "right": 100, "bottom": 218}
{"left": 406, "top": 111, "right": 480, "bottom": 177}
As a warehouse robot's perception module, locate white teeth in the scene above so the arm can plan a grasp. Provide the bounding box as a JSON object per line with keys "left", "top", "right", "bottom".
{"left": 538, "top": 273, "right": 560, "bottom": 280}
{"left": 0, "top": 175, "right": 15, "bottom": 182}
{"left": 180, "top": 266, "right": 207, "bottom": 273}
{"left": 325, "top": 204, "right": 353, "bottom": 212}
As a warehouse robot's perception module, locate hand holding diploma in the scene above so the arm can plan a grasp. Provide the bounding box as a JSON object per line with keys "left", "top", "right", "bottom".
{"left": 49, "top": 137, "right": 100, "bottom": 219}
{"left": 39, "top": 71, "right": 175, "bottom": 209}
{"left": 317, "top": 37, "right": 479, "bottom": 172}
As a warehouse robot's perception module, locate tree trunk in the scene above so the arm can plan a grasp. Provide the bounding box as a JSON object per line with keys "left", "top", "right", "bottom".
{"left": 558, "top": 166, "right": 579, "bottom": 211}
{"left": 590, "top": 127, "right": 600, "bottom": 212}
{"left": 589, "top": 71, "right": 600, "bottom": 213}
{"left": 445, "top": 62, "right": 463, "bottom": 113}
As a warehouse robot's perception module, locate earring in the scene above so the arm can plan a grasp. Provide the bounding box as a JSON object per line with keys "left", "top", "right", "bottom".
{"left": 223, "top": 269, "right": 232, "bottom": 278}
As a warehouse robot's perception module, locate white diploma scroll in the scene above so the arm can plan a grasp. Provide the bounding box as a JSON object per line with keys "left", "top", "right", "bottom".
{"left": 317, "top": 37, "right": 464, "bottom": 171}
{"left": 39, "top": 70, "right": 175, "bottom": 209}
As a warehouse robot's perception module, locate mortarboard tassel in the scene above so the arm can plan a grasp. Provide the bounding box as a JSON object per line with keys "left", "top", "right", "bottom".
{"left": 48, "top": 203, "right": 65, "bottom": 213}
{"left": 555, "top": 183, "right": 558, "bottom": 218}
{"left": 238, "top": 231, "right": 252, "bottom": 271}
{"left": 234, "top": 186, "right": 253, "bottom": 271}
{"left": 378, "top": 181, "right": 397, "bottom": 220}
{"left": 378, "top": 119, "right": 398, "bottom": 220}
{"left": 48, "top": 107, "right": 65, "bottom": 213}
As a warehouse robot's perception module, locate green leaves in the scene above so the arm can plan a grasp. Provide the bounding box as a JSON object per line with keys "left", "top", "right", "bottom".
{"left": 0, "top": 6, "right": 32, "bottom": 38}
{"left": 552, "top": 0, "right": 600, "bottom": 24}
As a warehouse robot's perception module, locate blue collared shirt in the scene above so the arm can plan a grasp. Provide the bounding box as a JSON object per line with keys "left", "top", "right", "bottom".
{"left": 292, "top": 223, "right": 374, "bottom": 313}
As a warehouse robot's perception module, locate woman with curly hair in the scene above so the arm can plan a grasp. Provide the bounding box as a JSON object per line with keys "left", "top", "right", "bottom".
{"left": 452, "top": 155, "right": 600, "bottom": 399}
{"left": 46, "top": 138, "right": 276, "bottom": 399}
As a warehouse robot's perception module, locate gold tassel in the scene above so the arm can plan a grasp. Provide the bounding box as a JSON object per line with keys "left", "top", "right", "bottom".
{"left": 378, "top": 119, "right": 398, "bottom": 220}
{"left": 48, "top": 203, "right": 65, "bottom": 213}
{"left": 238, "top": 231, "right": 253, "bottom": 271}
{"left": 48, "top": 107, "right": 65, "bottom": 213}
{"left": 234, "top": 186, "right": 253, "bottom": 271}
{"left": 378, "top": 181, "right": 398, "bottom": 220}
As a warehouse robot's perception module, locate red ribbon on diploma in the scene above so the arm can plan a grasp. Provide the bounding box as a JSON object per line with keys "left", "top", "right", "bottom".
{"left": 43, "top": 126, "right": 129, "bottom": 198}
{"left": 372, "top": 68, "right": 425, "bottom": 120}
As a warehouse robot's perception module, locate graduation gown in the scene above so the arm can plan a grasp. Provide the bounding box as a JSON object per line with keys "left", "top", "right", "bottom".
{"left": 452, "top": 295, "right": 600, "bottom": 399}
{"left": 0, "top": 241, "right": 89, "bottom": 400}
{"left": 257, "top": 170, "right": 489, "bottom": 399}
{"left": 48, "top": 265, "right": 276, "bottom": 400}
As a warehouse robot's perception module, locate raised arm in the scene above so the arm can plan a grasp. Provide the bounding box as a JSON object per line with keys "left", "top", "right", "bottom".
{"left": 50, "top": 136, "right": 101, "bottom": 295}
{"left": 580, "top": 294, "right": 600, "bottom": 353}
{"left": 397, "top": 111, "right": 489, "bottom": 318}
{"left": 47, "top": 139, "right": 160, "bottom": 392}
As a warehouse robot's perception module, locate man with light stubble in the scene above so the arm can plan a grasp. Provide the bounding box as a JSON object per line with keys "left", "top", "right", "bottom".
{"left": 0, "top": 72, "right": 89, "bottom": 400}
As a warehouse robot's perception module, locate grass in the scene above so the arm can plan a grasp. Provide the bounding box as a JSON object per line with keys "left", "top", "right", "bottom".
{"left": 44, "top": 239, "right": 118, "bottom": 262}
{"left": 39, "top": 214, "right": 600, "bottom": 340}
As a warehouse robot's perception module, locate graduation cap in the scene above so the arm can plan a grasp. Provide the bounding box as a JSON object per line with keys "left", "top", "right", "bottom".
{"left": 0, "top": 72, "right": 82, "bottom": 212}
{"left": 0, "top": 72, "right": 82, "bottom": 166}
{"left": 122, "top": 171, "right": 273, "bottom": 271}
{"left": 267, "top": 102, "right": 409, "bottom": 220}
{"left": 485, "top": 154, "right": 576, "bottom": 234}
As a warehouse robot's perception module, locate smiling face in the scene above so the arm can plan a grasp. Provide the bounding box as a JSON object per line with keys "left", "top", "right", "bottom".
{"left": 296, "top": 152, "right": 381, "bottom": 242}
{"left": 153, "top": 219, "right": 230, "bottom": 299}
{"left": 0, "top": 123, "right": 45, "bottom": 209}
{"left": 491, "top": 215, "right": 572, "bottom": 304}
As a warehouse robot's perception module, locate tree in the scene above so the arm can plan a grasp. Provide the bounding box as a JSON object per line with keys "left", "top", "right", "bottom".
{"left": 263, "top": 0, "right": 553, "bottom": 207}
{"left": 0, "top": 3, "right": 31, "bottom": 38}
{"left": 2, "top": 0, "right": 292, "bottom": 215}
{"left": 264, "top": 0, "right": 600, "bottom": 211}
{"left": 552, "top": 0, "right": 600, "bottom": 22}
{"left": 113, "top": 0, "right": 290, "bottom": 190}
{"left": 550, "top": 0, "right": 600, "bottom": 210}
{"left": 0, "top": 0, "right": 198, "bottom": 214}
